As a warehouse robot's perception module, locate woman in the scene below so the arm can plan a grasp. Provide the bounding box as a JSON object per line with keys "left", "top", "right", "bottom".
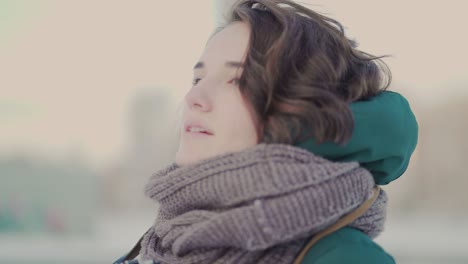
{"left": 115, "top": 0, "right": 418, "bottom": 263}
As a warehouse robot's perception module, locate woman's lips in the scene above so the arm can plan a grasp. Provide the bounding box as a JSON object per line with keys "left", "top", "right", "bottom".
{"left": 185, "top": 130, "right": 213, "bottom": 136}
{"left": 184, "top": 123, "right": 214, "bottom": 135}
{"left": 184, "top": 130, "right": 214, "bottom": 138}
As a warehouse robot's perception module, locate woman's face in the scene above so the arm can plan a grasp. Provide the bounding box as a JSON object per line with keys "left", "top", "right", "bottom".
{"left": 175, "top": 22, "right": 259, "bottom": 166}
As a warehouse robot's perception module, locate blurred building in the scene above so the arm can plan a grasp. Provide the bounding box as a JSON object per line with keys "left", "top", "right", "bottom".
{"left": 101, "top": 88, "right": 178, "bottom": 210}
{"left": 406, "top": 96, "right": 468, "bottom": 213}
{"left": 0, "top": 152, "right": 97, "bottom": 235}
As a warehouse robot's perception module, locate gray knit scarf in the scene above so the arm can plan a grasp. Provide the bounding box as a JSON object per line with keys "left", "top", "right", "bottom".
{"left": 140, "top": 143, "right": 387, "bottom": 264}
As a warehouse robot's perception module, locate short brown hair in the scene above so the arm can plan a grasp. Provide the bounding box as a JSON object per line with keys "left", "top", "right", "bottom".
{"left": 215, "top": 0, "right": 391, "bottom": 145}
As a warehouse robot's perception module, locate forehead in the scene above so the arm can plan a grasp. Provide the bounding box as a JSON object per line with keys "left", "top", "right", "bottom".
{"left": 198, "top": 22, "right": 250, "bottom": 68}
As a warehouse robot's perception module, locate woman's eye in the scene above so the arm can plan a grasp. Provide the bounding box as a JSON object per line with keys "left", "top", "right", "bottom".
{"left": 192, "top": 78, "right": 201, "bottom": 85}
{"left": 229, "top": 78, "right": 240, "bottom": 85}
{"left": 192, "top": 78, "right": 239, "bottom": 86}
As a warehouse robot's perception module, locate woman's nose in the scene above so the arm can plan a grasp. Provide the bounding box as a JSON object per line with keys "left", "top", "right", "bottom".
{"left": 184, "top": 84, "right": 212, "bottom": 112}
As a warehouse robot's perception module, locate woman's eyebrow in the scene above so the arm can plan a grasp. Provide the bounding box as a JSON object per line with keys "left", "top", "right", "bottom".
{"left": 193, "top": 61, "right": 245, "bottom": 70}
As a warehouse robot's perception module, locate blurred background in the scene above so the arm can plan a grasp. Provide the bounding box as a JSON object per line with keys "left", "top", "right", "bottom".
{"left": 1, "top": 0, "right": 467, "bottom": 263}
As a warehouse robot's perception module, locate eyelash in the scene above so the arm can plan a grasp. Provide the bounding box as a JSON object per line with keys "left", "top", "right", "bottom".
{"left": 192, "top": 78, "right": 201, "bottom": 85}
{"left": 192, "top": 78, "right": 240, "bottom": 86}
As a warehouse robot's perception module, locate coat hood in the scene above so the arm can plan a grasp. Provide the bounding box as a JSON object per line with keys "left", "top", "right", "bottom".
{"left": 296, "top": 91, "right": 418, "bottom": 185}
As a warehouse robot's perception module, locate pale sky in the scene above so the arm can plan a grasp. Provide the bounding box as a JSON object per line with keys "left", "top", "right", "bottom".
{"left": 1, "top": 0, "right": 467, "bottom": 168}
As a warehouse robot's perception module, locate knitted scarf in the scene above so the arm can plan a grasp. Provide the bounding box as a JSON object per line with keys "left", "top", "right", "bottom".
{"left": 139, "top": 143, "right": 387, "bottom": 264}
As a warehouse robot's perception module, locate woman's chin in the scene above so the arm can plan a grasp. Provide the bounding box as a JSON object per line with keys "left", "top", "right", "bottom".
{"left": 175, "top": 151, "right": 202, "bottom": 167}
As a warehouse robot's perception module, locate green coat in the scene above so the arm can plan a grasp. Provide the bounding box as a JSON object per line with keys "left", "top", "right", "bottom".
{"left": 300, "top": 227, "right": 395, "bottom": 264}
{"left": 296, "top": 91, "right": 418, "bottom": 264}
{"left": 113, "top": 227, "right": 396, "bottom": 264}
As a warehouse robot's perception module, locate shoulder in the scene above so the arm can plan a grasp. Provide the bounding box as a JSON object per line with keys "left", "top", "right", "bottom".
{"left": 300, "top": 227, "right": 395, "bottom": 264}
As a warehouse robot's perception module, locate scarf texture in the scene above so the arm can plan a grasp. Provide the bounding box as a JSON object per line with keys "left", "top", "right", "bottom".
{"left": 140, "top": 143, "right": 387, "bottom": 264}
